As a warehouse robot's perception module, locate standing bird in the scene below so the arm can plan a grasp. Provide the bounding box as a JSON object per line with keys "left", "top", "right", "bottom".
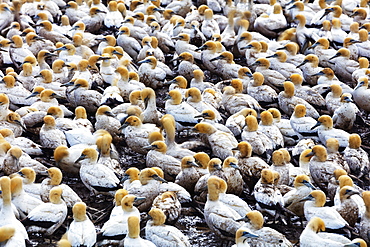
{"left": 311, "top": 115, "right": 350, "bottom": 151}
{"left": 332, "top": 94, "right": 357, "bottom": 131}
{"left": 241, "top": 115, "right": 273, "bottom": 161}
{"left": 98, "top": 195, "right": 141, "bottom": 244}
{"left": 233, "top": 141, "right": 270, "bottom": 192}
{"left": 343, "top": 134, "right": 369, "bottom": 179}
{"left": 353, "top": 77, "right": 370, "bottom": 118}
{"left": 116, "top": 27, "right": 142, "bottom": 61}
{"left": 77, "top": 148, "right": 121, "bottom": 196}
{"left": 144, "top": 141, "right": 181, "bottom": 181}
{"left": 22, "top": 187, "right": 68, "bottom": 236}
{"left": 127, "top": 168, "right": 167, "bottom": 212}
{"left": 306, "top": 145, "right": 343, "bottom": 199}
{"left": 290, "top": 104, "right": 319, "bottom": 141}
{"left": 328, "top": 48, "right": 359, "bottom": 84}
{"left": 222, "top": 157, "right": 243, "bottom": 196}
{"left": 80, "top": 7, "right": 107, "bottom": 34}
{"left": 0, "top": 3, "right": 13, "bottom": 32}
{"left": 145, "top": 208, "right": 191, "bottom": 247}
{"left": 222, "top": 86, "right": 262, "bottom": 115}
{"left": 138, "top": 56, "right": 166, "bottom": 89}
{"left": 258, "top": 111, "right": 284, "bottom": 150}
{"left": 165, "top": 89, "right": 199, "bottom": 127}
{"left": 65, "top": 202, "right": 96, "bottom": 247}
{"left": 278, "top": 81, "right": 319, "bottom": 119}
{"left": 300, "top": 217, "right": 352, "bottom": 247}
{"left": 193, "top": 122, "right": 238, "bottom": 160}
{"left": 201, "top": 9, "right": 220, "bottom": 39}
{"left": 0, "top": 176, "right": 29, "bottom": 246}
{"left": 175, "top": 156, "right": 200, "bottom": 194}
{"left": 335, "top": 186, "right": 360, "bottom": 227}
{"left": 151, "top": 191, "right": 181, "bottom": 225}
{"left": 237, "top": 210, "right": 293, "bottom": 247}
{"left": 120, "top": 116, "right": 160, "bottom": 155}
{"left": 40, "top": 167, "right": 82, "bottom": 208}
{"left": 36, "top": 21, "right": 72, "bottom": 44}
{"left": 204, "top": 176, "right": 242, "bottom": 241}
{"left": 10, "top": 176, "right": 44, "bottom": 217}
{"left": 253, "top": 169, "right": 285, "bottom": 222}
{"left": 39, "top": 116, "right": 67, "bottom": 149}
{"left": 283, "top": 175, "right": 315, "bottom": 218}
{"left": 123, "top": 216, "right": 156, "bottom": 247}
{"left": 8, "top": 35, "right": 36, "bottom": 69}
{"left": 301, "top": 190, "right": 351, "bottom": 235}
{"left": 140, "top": 87, "right": 162, "bottom": 125}
{"left": 65, "top": 78, "right": 102, "bottom": 114}
{"left": 360, "top": 191, "right": 370, "bottom": 244}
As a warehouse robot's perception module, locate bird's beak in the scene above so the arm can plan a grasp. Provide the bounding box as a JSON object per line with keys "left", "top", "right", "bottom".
{"left": 210, "top": 55, "right": 222, "bottom": 62}
{"left": 329, "top": 53, "right": 341, "bottom": 60}
{"left": 229, "top": 162, "right": 240, "bottom": 170}
{"left": 296, "top": 60, "right": 308, "bottom": 68}
{"left": 305, "top": 151, "right": 315, "bottom": 158}
{"left": 121, "top": 174, "right": 130, "bottom": 182}
{"left": 105, "top": 111, "right": 116, "bottom": 117}
{"left": 302, "top": 180, "right": 316, "bottom": 190}
{"left": 118, "top": 123, "right": 129, "bottom": 130}
{"left": 308, "top": 42, "right": 319, "bottom": 50}
{"left": 311, "top": 121, "right": 321, "bottom": 130}
{"left": 266, "top": 54, "right": 278, "bottom": 58}
{"left": 138, "top": 58, "right": 150, "bottom": 64}
{"left": 75, "top": 154, "right": 86, "bottom": 163}
{"left": 188, "top": 161, "right": 199, "bottom": 167}
{"left": 313, "top": 71, "right": 325, "bottom": 76}
{"left": 69, "top": 84, "right": 81, "bottom": 93}
{"left": 55, "top": 46, "right": 67, "bottom": 51}
{"left": 299, "top": 194, "right": 314, "bottom": 202}
{"left": 143, "top": 145, "right": 156, "bottom": 150}
{"left": 25, "top": 92, "right": 39, "bottom": 99}
{"left": 242, "top": 231, "right": 259, "bottom": 238}
{"left": 152, "top": 174, "right": 167, "bottom": 183}
{"left": 236, "top": 216, "right": 249, "bottom": 222}
{"left": 15, "top": 120, "right": 27, "bottom": 130}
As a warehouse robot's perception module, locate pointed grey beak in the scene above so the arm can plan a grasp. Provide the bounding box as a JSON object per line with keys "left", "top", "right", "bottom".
{"left": 152, "top": 174, "right": 167, "bottom": 183}
{"left": 118, "top": 123, "right": 129, "bottom": 130}
{"left": 236, "top": 216, "right": 249, "bottom": 222}
{"left": 296, "top": 60, "right": 308, "bottom": 68}
{"left": 308, "top": 42, "right": 319, "bottom": 50}
{"left": 229, "top": 162, "right": 240, "bottom": 170}
{"left": 302, "top": 180, "right": 316, "bottom": 190}
{"left": 305, "top": 151, "right": 315, "bottom": 158}
{"left": 105, "top": 111, "right": 115, "bottom": 117}
{"left": 242, "top": 231, "right": 259, "bottom": 238}
{"left": 311, "top": 121, "right": 321, "bottom": 130}
{"left": 299, "top": 194, "right": 314, "bottom": 202}
{"left": 134, "top": 196, "right": 146, "bottom": 201}
{"left": 76, "top": 154, "right": 86, "bottom": 163}
{"left": 210, "top": 55, "right": 222, "bottom": 62}
{"left": 313, "top": 71, "right": 325, "bottom": 76}
{"left": 25, "top": 92, "right": 39, "bottom": 99}
{"left": 329, "top": 53, "right": 341, "bottom": 60}
{"left": 69, "top": 84, "right": 81, "bottom": 93}
{"left": 121, "top": 173, "right": 130, "bottom": 182}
